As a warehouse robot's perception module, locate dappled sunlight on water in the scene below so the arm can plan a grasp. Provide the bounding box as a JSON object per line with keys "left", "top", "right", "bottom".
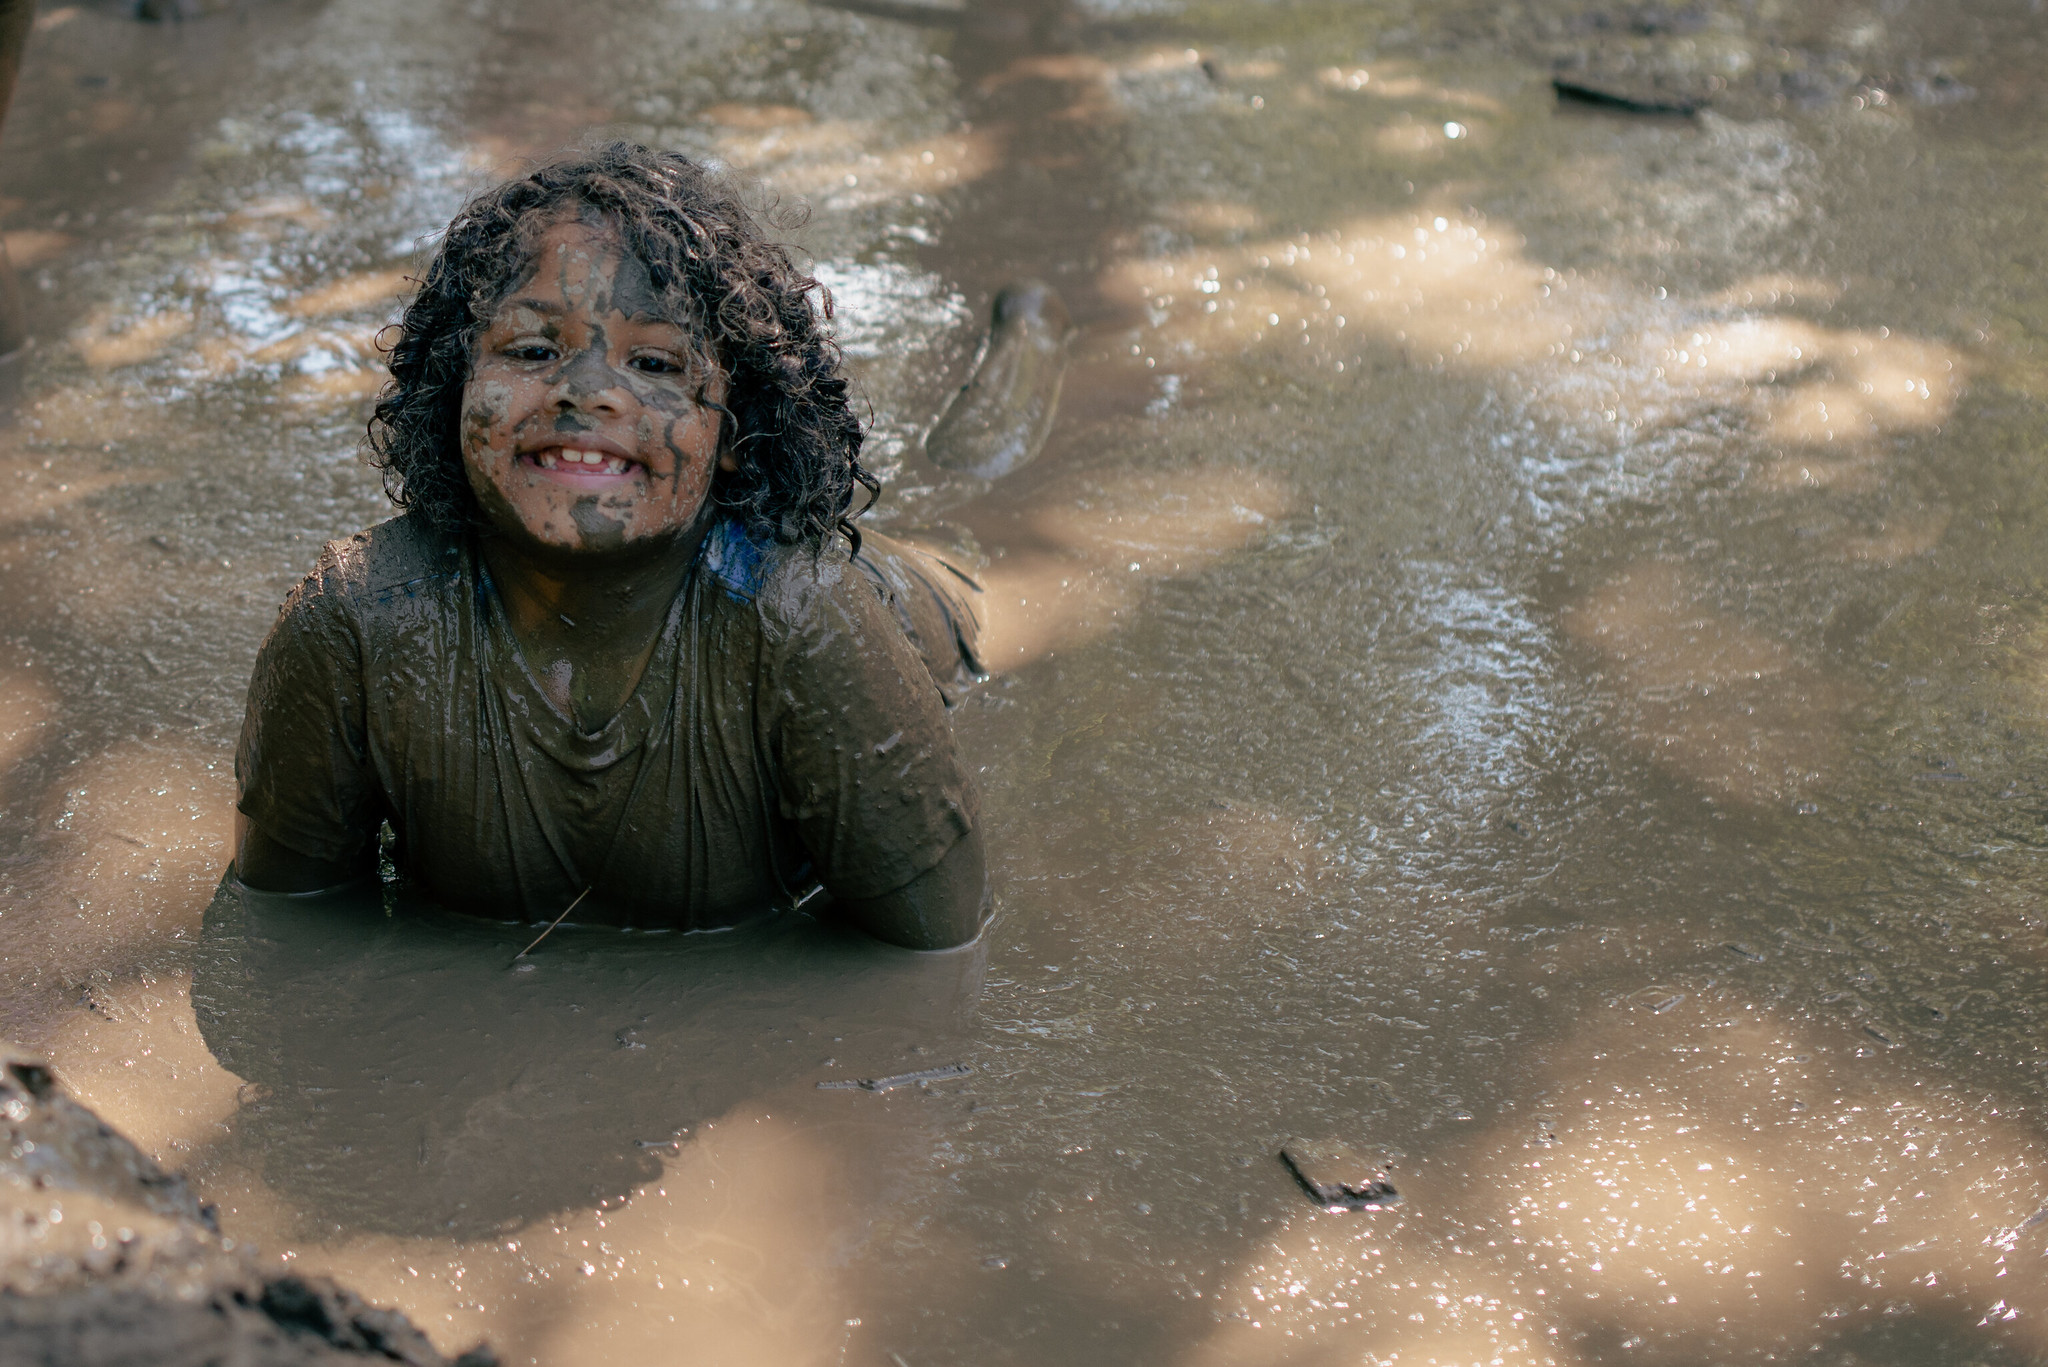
{"left": 714, "top": 115, "right": 1003, "bottom": 209}
{"left": 1176, "top": 1005, "right": 2048, "bottom": 1366}
{"left": 70, "top": 304, "right": 197, "bottom": 371}
{"left": 4, "top": 744, "right": 234, "bottom": 1025}
{"left": 1104, "top": 199, "right": 1964, "bottom": 477}
{"left": 239, "top": 1106, "right": 871, "bottom": 1367}
{"left": 973, "top": 465, "right": 1291, "bottom": 667}
{"left": 1561, "top": 560, "right": 1850, "bottom": 807}
{"left": 0, "top": 666, "right": 55, "bottom": 783}
{"left": 48, "top": 971, "right": 244, "bottom": 1168}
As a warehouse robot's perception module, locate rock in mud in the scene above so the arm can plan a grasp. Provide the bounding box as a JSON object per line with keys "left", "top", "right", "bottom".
{"left": 1279, "top": 1139, "right": 1402, "bottom": 1212}
{"left": 0, "top": 1042, "right": 495, "bottom": 1367}
{"left": 134, "top": 0, "right": 241, "bottom": 21}
{"left": 925, "top": 281, "right": 1072, "bottom": 482}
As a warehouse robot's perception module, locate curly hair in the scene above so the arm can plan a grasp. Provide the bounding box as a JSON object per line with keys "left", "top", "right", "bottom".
{"left": 368, "top": 143, "right": 875, "bottom": 551}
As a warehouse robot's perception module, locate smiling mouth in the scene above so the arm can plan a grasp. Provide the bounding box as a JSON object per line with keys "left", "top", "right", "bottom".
{"left": 525, "top": 446, "right": 638, "bottom": 477}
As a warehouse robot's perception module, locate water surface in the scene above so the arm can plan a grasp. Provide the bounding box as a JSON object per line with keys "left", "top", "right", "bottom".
{"left": 3, "top": 0, "right": 2048, "bottom": 1362}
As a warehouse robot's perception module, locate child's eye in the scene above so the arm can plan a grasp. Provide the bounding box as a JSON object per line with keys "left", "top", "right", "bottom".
{"left": 628, "top": 354, "right": 684, "bottom": 375}
{"left": 505, "top": 342, "right": 558, "bottom": 363}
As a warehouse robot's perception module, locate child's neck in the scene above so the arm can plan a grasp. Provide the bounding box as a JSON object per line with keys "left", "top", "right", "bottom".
{"left": 478, "top": 522, "right": 710, "bottom": 732}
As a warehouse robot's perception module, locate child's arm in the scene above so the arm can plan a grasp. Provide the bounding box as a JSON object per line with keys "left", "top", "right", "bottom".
{"left": 764, "top": 556, "right": 985, "bottom": 949}
{"left": 234, "top": 565, "right": 382, "bottom": 894}
{"left": 832, "top": 826, "right": 987, "bottom": 950}
{"left": 235, "top": 811, "right": 375, "bottom": 894}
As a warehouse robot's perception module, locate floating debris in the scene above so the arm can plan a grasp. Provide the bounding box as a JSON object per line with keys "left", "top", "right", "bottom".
{"left": 1279, "top": 1139, "right": 1401, "bottom": 1211}
{"left": 818, "top": 1063, "right": 973, "bottom": 1093}
{"left": 507, "top": 887, "right": 591, "bottom": 968}
{"left": 1552, "top": 77, "right": 1702, "bottom": 116}
{"left": 1627, "top": 986, "right": 1686, "bottom": 1014}
{"left": 1724, "top": 942, "right": 1766, "bottom": 963}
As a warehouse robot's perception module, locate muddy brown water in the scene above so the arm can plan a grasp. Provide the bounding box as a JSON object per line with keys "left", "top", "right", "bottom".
{"left": 4, "top": 0, "right": 2048, "bottom": 1363}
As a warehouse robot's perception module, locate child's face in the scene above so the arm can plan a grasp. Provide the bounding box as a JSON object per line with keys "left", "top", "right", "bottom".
{"left": 460, "top": 219, "right": 732, "bottom": 560}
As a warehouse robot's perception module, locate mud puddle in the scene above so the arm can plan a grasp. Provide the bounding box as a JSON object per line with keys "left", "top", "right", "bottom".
{"left": 4, "top": 0, "right": 2048, "bottom": 1363}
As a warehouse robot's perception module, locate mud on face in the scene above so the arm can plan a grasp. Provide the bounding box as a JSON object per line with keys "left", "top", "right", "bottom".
{"left": 458, "top": 219, "right": 732, "bottom": 560}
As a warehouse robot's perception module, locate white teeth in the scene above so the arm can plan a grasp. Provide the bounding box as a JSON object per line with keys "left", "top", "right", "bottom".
{"left": 538, "top": 448, "right": 631, "bottom": 472}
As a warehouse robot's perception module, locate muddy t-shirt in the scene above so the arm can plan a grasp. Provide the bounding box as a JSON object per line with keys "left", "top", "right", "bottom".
{"left": 235, "top": 512, "right": 982, "bottom": 928}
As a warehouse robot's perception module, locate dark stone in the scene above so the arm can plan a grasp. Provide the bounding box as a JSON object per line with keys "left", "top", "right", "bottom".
{"left": 1279, "top": 1140, "right": 1403, "bottom": 1211}
{"left": 0, "top": 1042, "right": 496, "bottom": 1367}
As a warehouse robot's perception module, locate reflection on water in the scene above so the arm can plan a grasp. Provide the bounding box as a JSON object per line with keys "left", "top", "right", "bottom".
{"left": 3, "top": 0, "right": 2048, "bottom": 1362}
{"left": 1562, "top": 559, "right": 1850, "bottom": 806}
{"left": 193, "top": 881, "right": 986, "bottom": 1240}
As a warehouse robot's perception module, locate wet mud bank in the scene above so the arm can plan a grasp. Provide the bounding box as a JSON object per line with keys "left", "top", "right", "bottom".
{"left": 0, "top": 1041, "right": 494, "bottom": 1366}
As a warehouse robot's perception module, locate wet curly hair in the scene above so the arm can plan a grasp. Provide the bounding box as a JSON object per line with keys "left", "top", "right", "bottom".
{"left": 368, "top": 142, "right": 875, "bottom": 551}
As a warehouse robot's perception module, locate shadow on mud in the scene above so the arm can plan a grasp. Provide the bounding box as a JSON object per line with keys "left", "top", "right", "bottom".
{"left": 191, "top": 879, "right": 986, "bottom": 1240}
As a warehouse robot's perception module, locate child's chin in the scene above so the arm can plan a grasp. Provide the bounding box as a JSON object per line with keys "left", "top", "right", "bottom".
{"left": 514, "top": 514, "right": 693, "bottom": 559}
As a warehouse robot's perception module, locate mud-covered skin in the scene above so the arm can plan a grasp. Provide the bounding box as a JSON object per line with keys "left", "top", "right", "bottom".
{"left": 460, "top": 219, "right": 730, "bottom": 558}
{"left": 460, "top": 219, "right": 735, "bottom": 731}
{"left": 924, "top": 280, "right": 1072, "bottom": 482}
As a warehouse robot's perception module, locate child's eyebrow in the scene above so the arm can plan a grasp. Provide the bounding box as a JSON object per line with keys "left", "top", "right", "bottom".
{"left": 500, "top": 296, "right": 684, "bottom": 329}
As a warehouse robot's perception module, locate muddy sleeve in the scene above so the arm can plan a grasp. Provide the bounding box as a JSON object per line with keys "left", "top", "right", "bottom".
{"left": 762, "top": 562, "right": 979, "bottom": 902}
{"left": 234, "top": 571, "right": 381, "bottom": 866}
{"left": 850, "top": 533, "right": 987, "bottom": 707}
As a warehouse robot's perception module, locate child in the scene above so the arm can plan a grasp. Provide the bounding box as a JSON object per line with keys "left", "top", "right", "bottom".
{"left": 233, "top": 145, "right": 989, "bottom": 950}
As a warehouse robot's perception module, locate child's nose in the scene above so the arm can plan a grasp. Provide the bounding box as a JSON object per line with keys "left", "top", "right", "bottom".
{"left": 549, "top": 346, "right": 626, "bottom": 413}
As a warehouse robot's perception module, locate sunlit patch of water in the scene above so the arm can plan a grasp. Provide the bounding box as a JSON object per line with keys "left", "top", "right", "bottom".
{"left": 966, "top": 464, "right": 1290, "bottom": 667}
{"left": 1175, "top": 1005, "right": 2048, "bottom": 1366}
{"left": 1399, "top": 575, "right": 1556, "bottom": 809}
{"left": 814, "top": 257, "right": 972, "bottom": 478}
{"left": 1561, "top": 560, "right": 1851, "bottom": 807}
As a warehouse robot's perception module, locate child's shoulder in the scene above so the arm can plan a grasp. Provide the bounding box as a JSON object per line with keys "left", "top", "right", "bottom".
{"left": 317, "top": 510, "right": 468, "bottom": 602}
{"left": 698, "top": 516, "right": 868, "bottom": 626}
{"left": 292, "top": 511, "right": 467, "bottom": 620}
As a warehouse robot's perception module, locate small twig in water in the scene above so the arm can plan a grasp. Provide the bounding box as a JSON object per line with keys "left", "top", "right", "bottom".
{"left": 509, "top": 887, "right": 591, "bottom": 967}
{"left": 819, "top": 1063, "right": 973, "bottom": 1093}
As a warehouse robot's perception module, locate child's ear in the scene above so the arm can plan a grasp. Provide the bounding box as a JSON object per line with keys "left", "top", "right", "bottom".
{"left": 717, "top": 451, "right": 739, "bottom": 473}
